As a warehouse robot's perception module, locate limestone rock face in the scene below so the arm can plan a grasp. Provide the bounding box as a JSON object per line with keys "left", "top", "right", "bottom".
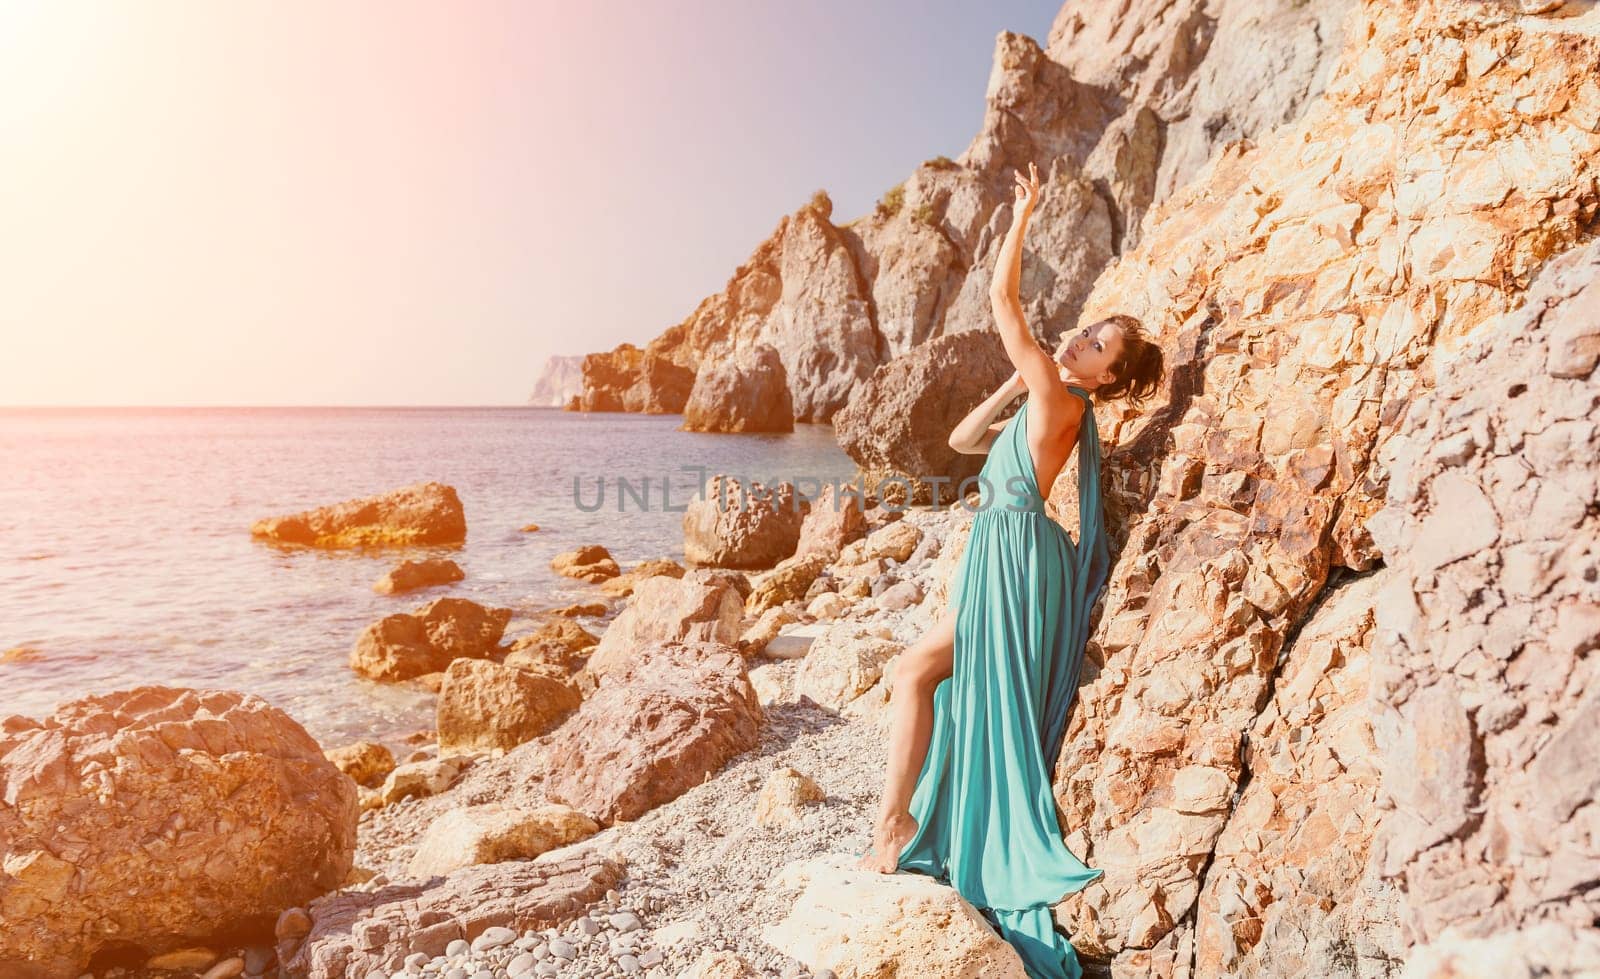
{"left": 1190, "top": 570, "right": 1401, "bottom": 978}
{"left": 281, "top": 845, "right": 624, "bottom": 979}
{"left": 350, "top": 597, "right": 514, "bottom": 682}
{"left": 586, "top": 576, "right": 745, "bottom": 677}
{"left": 834, "top": 332, "right": 1018, "bottom": 505}
{"left": 683, "top": 476, "right": 808, "bottom": 569}
{"left": 1046, "top": 0, "right": 1357, "bottom": 245}
{"left": 373, "top": 557, "right": 464, "bottom": 595}
{"left": 762, "top": 853, "right": 1029, "bottom": 978}
{"left": 1035, "top": 0, "right": 1600, "bottom": 967}
{"left": 436, "top": 658, "right": 582, "bottom": 757}
{"left": 533, "top": 640, "right": 763, "bottom": 826}
{"left": 0, "top": 686, "right": 358, "bottom": 979}
{"left": 1366, "top": 238, "right": 1600, "bottom": 955}
{"left": 250, "top": 481, "right": 467, "bottom": 548}
{"left": 681, "top": 343, "right": 795, "bottom": 433}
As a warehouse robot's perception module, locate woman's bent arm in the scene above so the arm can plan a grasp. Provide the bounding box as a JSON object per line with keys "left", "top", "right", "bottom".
{"left": 949, "top": 372, "right": 1025, "bottom": 454}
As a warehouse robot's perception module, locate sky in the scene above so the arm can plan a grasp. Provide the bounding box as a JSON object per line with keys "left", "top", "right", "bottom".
{"left": 0, "top": 0, "right": 1063, "bottom": 406}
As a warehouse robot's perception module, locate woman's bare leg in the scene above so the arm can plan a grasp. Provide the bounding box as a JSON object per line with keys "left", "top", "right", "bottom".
{"left": 856, "top": 607, "right": 957, "bottom": 872}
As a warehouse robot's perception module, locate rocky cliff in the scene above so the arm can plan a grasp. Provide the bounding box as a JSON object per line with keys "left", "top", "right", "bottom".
{"left": 528, "top": 355, "right": 584, "bottom": 408}
{"left": 1029, "top": 0, "right": 1600, "bottom": 969}
{"left": 567, "top": 0, "right": 1358, "bottom": 430}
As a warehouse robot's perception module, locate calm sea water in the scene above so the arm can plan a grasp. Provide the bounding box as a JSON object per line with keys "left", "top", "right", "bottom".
{"left": 0, "top": 407, "right": 858, "bottom": 750}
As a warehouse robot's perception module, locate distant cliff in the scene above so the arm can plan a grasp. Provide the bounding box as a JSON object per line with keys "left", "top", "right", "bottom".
{"left": 527, "top": 355, "right": 584, "bottom": 408}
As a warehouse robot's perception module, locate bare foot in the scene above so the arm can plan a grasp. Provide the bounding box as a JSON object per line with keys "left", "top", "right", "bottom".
{"left": 856, "top": 811, "right": 919, "bottom": 873}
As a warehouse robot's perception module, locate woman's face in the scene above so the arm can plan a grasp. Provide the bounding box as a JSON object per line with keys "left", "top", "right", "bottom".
{"left": 1055, "top": 320, "right": 1124, "bottom": 387}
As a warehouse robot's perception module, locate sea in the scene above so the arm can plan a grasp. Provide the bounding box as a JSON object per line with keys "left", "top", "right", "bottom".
{"left": 0, "top": 407, "right": 859, "bottom": 750}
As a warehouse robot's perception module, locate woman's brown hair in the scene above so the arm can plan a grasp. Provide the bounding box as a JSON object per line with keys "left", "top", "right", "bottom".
{"left": 1089, "top": 313, "right": 1164, "bottom": 412}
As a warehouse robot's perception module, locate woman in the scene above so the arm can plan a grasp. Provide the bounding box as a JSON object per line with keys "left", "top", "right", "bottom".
{"left": 855, "top": 161, "right": 1166, "bottom": 979}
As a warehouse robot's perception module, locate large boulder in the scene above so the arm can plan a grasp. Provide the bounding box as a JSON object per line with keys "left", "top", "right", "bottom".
{"left": 794, "top": 483, "right": 870, "bottom": 562}
{"left": 833, "top": 332, "right": 1016, "bottom": 506}
{"left": 323, "top": 740, "right": 396, "bottom": 789}
{"left": 586, "top": 575, "right": 744, "bottom": 677}
{"left": 533, "top": 640, "right": 763, "bottom": 826}
{"left": 373, "top": 558, "right": 464, "bottom": 595}
{"left": 550, "top": 544, "right": 621, "bottom": 582}
{"left": 350, "top": 597, "right": 513, "bottom": 682}
{"left": 681, "top": 343, "right": 795, "bottom": 433}
{"left": 1366, "top": 237, "right": 1600, "bottom": 956}
{"left": 792, "top": 622, "right": 901, "bottom": 711}
{"left": 683, "top": 476, "right": 808, "bottom": 569}
{"left": 250, "top": 481, "right": 467, "bottom": 548}
{"left": 436, "top": 659, "right": 582, "bottom": 757}
{"left": 762, "top": 853, "right": 1029, "bottom": 978}
{"left": 0, "top": 686, "right": 358, "bottom": 979}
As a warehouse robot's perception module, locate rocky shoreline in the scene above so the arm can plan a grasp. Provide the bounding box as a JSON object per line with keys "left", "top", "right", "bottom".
{"left": 8, "top": 0, "right": 1600, "bottom": 973}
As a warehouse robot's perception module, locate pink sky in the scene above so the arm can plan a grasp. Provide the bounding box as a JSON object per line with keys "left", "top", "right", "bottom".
{"left": 0, "top": 0, "right": 1059, "bottom": 405}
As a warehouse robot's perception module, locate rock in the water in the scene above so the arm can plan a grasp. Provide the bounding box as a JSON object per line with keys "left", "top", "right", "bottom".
{"left": 568, "top": 342, "right": 695, "bottom": 413}
{"left": 683, "top": 476, "right": 808, "bottom": 569}
{"left": 681, "top": 343, "right": 795, "bottom": 433}
{"left": 349, "top": 597, "right": 513, "bottom": 682}
{"left": 0, "top": 686, "right": 358, "bottom": 979}
{"left": 586, "top": 575, "right": 744, "bottom": 677}
{"left": 373, "top": 557, "right": 465, "bottom": 595}
{"left": 550, "top": 544, "right": 622, "bottom": 582}
{"left": 598, "top": 558, "right": 687, "bottom": 599}
{"left": 436, "top": 658, "right": 581, "bottom": 757}
{"left": 762, "top": 852, "right": 1029, "bottom": 978}
{"left": 250, "top": 481, "right": 467, "bottom": 548}
{"left": 406, "top": 803, "right": 599, "bottom": 879}
{"left": 533, "top": 640, "right": 762, "bottom": 825}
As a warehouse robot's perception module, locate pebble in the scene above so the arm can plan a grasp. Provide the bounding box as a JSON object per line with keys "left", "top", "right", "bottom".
{"left": 547, "top": 938, "right": 576, "bottom": 960}
{"left": 474, "top": 927, "right": 518, "bottom": 951}
{"left": 608, "top": 912, "right": 642, "bottom": 933}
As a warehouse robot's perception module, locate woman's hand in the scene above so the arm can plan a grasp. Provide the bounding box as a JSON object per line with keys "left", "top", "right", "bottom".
{"left": 1000, "top": 369, "right": 1027, "bottom": 397}
{"left": 1011, "top": 161, "right": 1040, "bottom": 224}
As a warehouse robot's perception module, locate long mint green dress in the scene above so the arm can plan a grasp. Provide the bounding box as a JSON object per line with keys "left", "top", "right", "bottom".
{"left": 862, "top": 387, "right": 1111, "bottom": 979}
